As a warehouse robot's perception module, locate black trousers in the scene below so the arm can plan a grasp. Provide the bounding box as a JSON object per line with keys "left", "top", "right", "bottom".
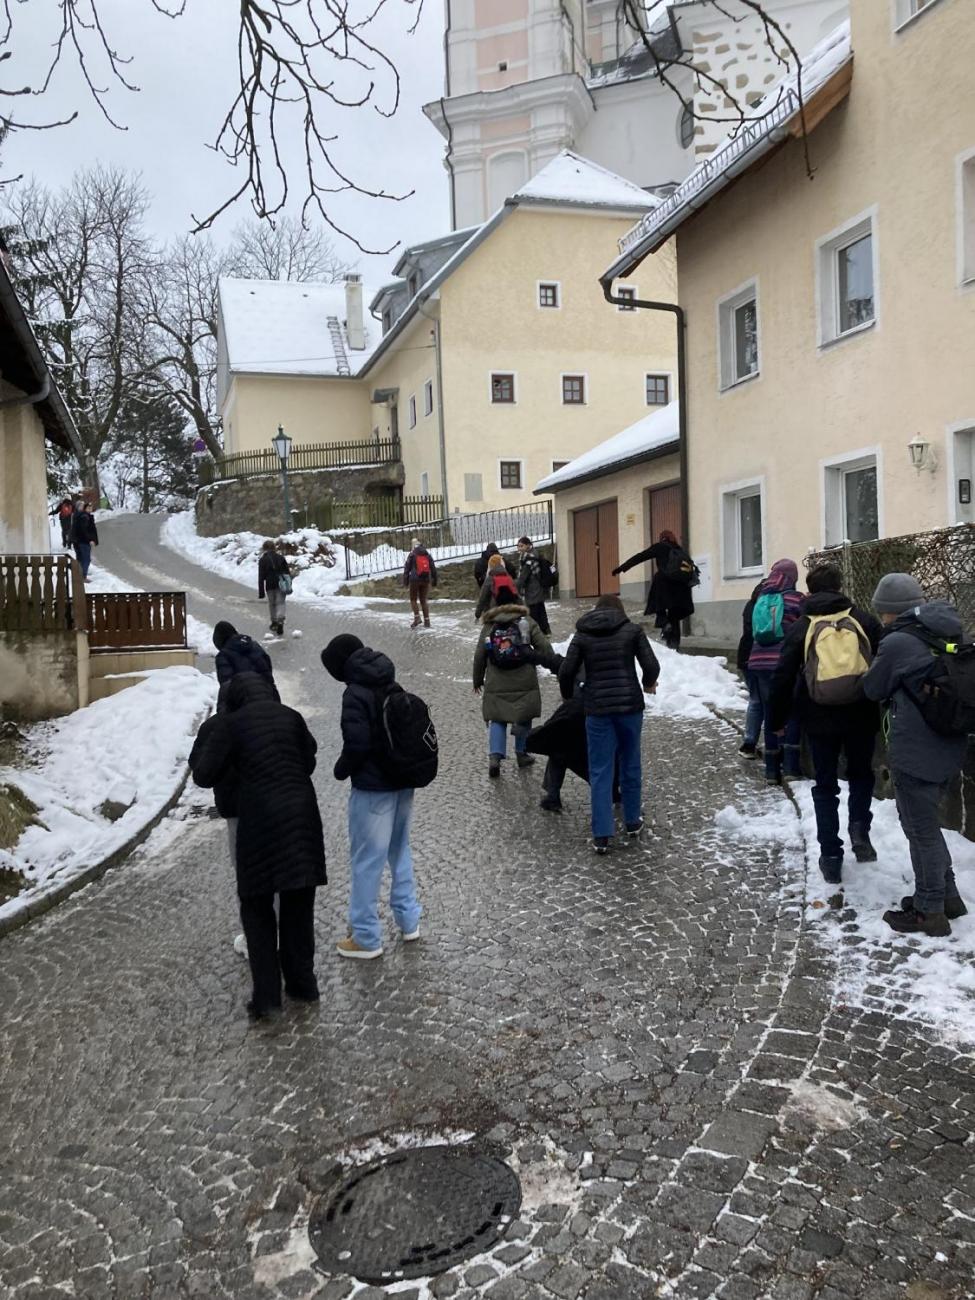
{"left": 529, "top": 602, "right": 551, "bottom": 634}
{"left": 239, "top": 886, "right": 318, "bottom": 1011}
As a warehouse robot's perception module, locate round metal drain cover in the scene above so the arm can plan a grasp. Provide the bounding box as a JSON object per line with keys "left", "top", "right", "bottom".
{"left": 309, "top": 1145, "right": 521, "bottom": 1283}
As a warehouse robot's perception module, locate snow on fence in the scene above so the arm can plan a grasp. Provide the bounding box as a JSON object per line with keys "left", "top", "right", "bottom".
{"left": 199, "top": 437, "right": 402, "bottom": 484}
{"left": 86, "top": 592, "right": 188, "bottom": 653}
{"left": 0, "top": 554, "right": 87, "bottom": 633}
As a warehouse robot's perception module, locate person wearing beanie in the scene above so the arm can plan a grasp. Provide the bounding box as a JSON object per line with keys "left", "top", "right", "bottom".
{"left": 213, "top": 621, "right": 278, "bottom": 712}
{"left": 322, "top": 634, "right": 424, "bottom": 959}
{"left": 475, "top": 552, "right": 520, "bottom": 618}
{"left": 863, "top": 574, "right": 969, "bottom": 937}
{"left": 403, "top": 537, "right": 438, "bottom": 629}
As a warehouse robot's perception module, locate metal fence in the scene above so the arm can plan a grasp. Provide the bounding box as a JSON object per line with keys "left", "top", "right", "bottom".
{"left": 199, "top": 437, "right": 402, "bottom": 484}
{"left": 805, "top": 524, "right": 975, "bottom": 629}
{"left": 338, "top": 500, "right": 554, "bottom": 582}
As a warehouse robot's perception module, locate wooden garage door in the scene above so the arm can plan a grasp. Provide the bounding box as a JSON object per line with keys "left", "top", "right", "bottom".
{"left": 648, "top": 483, "right": 683, "bottom": 543}
{"left": 573, "top": 501, "right": 620, "bottom": 599}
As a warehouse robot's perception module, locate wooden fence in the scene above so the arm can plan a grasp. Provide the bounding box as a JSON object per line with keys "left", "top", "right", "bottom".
{"left": 86, "top": 593, "right": 188, "bottom": 652}
{"left": 0, "top": 554, "right": 87, "bottom": 633}
{"left": 199, "top": 437, "right": 402, "bottom": 484}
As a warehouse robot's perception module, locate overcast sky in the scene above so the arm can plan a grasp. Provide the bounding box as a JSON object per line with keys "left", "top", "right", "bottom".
{"left": 5, "top": 0, "right": 450, "bottom": 283}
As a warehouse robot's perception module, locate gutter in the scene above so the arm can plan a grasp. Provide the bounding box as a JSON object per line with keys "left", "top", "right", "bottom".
{"left": 417, "top": 299, "right": 450, "bottom": 517}
{"left": 0, "top": 372, "right": 50, "bottom": 410}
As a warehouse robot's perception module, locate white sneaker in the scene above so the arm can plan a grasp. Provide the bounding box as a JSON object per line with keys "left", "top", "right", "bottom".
{"left": 233, "top": 933, "right": 248, "bottom": 958}
{"left": 403, "top": 927, "right": 420, "bottom": 942}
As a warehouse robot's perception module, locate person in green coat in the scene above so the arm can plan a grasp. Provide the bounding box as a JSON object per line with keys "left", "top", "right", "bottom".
{"left": 473, "top": 599, "right": 556, "bottom": 778}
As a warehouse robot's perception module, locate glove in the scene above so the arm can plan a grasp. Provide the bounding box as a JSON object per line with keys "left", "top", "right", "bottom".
{"left": 611, "top": 565, "right": 622, "bottom": 576}
{"left": 333, "top": 754, "right": 351, "bottom": 781}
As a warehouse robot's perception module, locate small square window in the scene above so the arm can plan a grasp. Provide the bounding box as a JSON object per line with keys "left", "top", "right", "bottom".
{"left": 552, "top": 460, "right": 569, "bottom": 473}
{"left": 646, "top": 374, "right": 670, "bottom": 406}
{"left": 538, "top": 282, "right": 560, "bottom": 309}
{"left": 562, "top": 374, "right": 586, "bottom": 405}
{"left": 617, "top": 287, "right": 637, "bottom": 311}
{"left": 491, "top": 373, "right": 515, "bottom": 404}
{"left": 499, "top": 460, "right": 522, "bottom": 490}
{"left": 718, "top": 282, "right": 759, "bottom": 389}
{"left": 423, "top": 379, "right": 434, "bottom": 416}
{"left": 409, "top": 395, "right": 417, "bottom": 429}
{"left": 818, "top": 214, "right": 876, "bottom": 345}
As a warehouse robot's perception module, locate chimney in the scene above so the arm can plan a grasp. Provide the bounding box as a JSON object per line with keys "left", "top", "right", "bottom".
{"left": 344, "top": 274, "right": 365, "bottom": 351}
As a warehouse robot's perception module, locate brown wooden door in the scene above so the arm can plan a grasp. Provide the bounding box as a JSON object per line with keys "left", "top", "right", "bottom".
{"left": 573, "top": 501, "right": 619, "bottom": 598}
{"left": 648, "top": 483, "right": 683, "bottom": 543}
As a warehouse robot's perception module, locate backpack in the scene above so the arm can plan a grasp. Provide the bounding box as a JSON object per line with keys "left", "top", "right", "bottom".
{"left": 374, "top": 685, "right": 439, "bottom": 788}
{"left": 537, "top": 555, "right": 557, "bottom": 592}
{"left": 663, "top": 545, "right": 700, "bottom": 588}
{"left": 803, "top": 613, "right": 871, "bottom": 705}
{"left": 491, "top": 572, "right": 519, "bottom": 603}
{"left": 486, "top": 618, "right": 532, "bottom": 669}
{"left": 413, "top": 552, "right": 431, "bottom": 579}
{"left": 906, "top": 633, "right": 975, "bottom": 738}
{"left": 752, "top": 592, "right": 786, "bottom": 646}
{"left": 277, "top": 569, "right": 293, "bottom": 595}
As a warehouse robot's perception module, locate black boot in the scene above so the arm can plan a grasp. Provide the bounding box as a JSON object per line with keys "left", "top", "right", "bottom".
{"left": 849, "top": 823, "right": 877, "bottom": 863}
{"left": 488, "top": 756, "right": 501, "bottom": 779}
{"left": 884, "top": 906, "right": 951, "bottom": 937}
{"left": 819, "top": 855, "right": 843, "bottom": 885}
{"left": 901, "top": 894, "right": 968, "bottom": 921}
{"left": 516, "top": 753, "right": 535, "bottom": 769}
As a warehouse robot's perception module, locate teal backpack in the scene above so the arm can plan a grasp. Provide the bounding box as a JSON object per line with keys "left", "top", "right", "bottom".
{"left": 752, "top": 592, "right": 786, "bottom": 646}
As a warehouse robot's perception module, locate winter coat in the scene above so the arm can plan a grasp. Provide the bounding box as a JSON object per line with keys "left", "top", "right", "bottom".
{"left": 215, "top": 634, "right": 278, "bottom": 712}
{"left": 189, "top": 674, "right": 326, "bottom": 898}
{"left": 558, "top": 607, "right": 660, "bottom": 716}
{"left": 71, "top": 511, "right": 99, "bottom": 545}
{"left": 475, "top": 568, "right": 520, "bottom": 619}
{"left": 746, "top": 561, "right": 804, "bottom": 673}
{"left": 615, "top": 542, "right": 694, "bottom": 622}
{"left": 473, "top": 546, "right": 516, "bottom": 588}
{"left": 525, "top": 694, "right": 590, "bottom": 779}
{"left": 403, "top": 546, "right": 438, "bottom": 587}
{"left": 516, "top": 552, "right": 545, "bottom": 607}
{"left": 473, "top": 603, "right": 554, "bottom": 725}
{"left": 768, "top": 591, "right": 882, "bottom": 737}
{"left": 258, "top": 550, "right": 290, "bottom": 597}
{"left": 736, "top": 583, "right": 763, "bottom": 673}
{"left": 334, "top": 646, "right": 403, "bottom": 791}
{"left": 862, "top": 601, "right": 969, "bottom": 783}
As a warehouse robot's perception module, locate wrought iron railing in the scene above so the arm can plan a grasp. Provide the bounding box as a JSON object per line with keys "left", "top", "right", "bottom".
{"left": 199, "top": 437, "right": 402, "bottom": 484}
{"left": 338, "top": 500, "right": 554, "bottom": 582}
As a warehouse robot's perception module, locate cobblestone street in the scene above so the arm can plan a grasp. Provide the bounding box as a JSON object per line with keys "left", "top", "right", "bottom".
{"left": 1, "top": 517, "right": 974, "bottom": 1300}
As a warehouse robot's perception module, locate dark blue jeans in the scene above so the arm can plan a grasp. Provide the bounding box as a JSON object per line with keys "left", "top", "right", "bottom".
{"left": 754, "top": 671, "right": 801, "bottom": 779}
{"left": 892, "top": 770, "right": 961, "bottom": 914}
{"left": 808, "top": 731, "right": 876, "bottom": 861}
{"left": 743, "top": 669, "right": 763, "bottom": 746}
{"left": 585, "top": 712, "right": 643, "bottom": 837}
{"left": 74, "top": 541, "right": 92, "bottom": 578}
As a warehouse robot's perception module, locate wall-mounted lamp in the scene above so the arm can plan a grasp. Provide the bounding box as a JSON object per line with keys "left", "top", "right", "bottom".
{"left": 908, "top": 433, "right": 937, "bottom": 473}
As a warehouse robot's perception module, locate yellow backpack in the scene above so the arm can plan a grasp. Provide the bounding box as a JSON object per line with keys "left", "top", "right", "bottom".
{"left": 803, "top": 613, "right": 871, "bottom": 705}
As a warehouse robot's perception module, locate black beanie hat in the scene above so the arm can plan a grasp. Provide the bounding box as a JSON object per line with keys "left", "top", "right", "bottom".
{"left": 321, "top": 633, "right": 364, "bottom": 680}
{"left": 213, "top": 621, "right": 237, "bottom": 650}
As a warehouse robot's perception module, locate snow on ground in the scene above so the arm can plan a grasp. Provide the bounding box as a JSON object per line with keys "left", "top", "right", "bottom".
{"left": 0, "top": 666, "right": 216, "bottom": 923}
{"left": 714, "top": 779, "right": 975, "bottom": 1045}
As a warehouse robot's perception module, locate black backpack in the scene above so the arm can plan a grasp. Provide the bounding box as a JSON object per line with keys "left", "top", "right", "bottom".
{"left": 374, "top": 685, "right": 439, "bottom": 788}
{"left": 537, "top": 555, "right": 557, "bottom": 592}
{"left": 663, "top": 545, "right": 700, "bottom": 587}
{"left": 906, "top": 633, "right": 975, "bottom": 738}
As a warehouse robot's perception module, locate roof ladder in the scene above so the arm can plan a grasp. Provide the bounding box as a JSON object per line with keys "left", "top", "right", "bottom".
{"left": 327, "top": 315, "right": 351, "bottom": 377}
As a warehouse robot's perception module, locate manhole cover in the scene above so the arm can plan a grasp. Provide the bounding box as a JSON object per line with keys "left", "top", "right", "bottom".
{"left": 308, "top": 1145, "right": 521, "bottom": 1283}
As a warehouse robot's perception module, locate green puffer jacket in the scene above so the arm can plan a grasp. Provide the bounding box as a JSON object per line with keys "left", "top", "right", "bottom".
{"left": 473, "top": 603, "right": 555, "bottom": 724}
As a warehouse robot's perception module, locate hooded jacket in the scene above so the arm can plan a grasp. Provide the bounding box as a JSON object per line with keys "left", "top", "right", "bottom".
{"left": 473, "top": 603, "right": 554, "bottom": 724}
{"left": 558, "top": 607, "right": 660, "bottom": 716}
{"left": 214, "top": 633, "right": 278, "bottom": 712}
{"left": 746, "top": 560, "right": 804, "bottom": 673}
{"left": 334, "top": 646, "right": 402, "bottom": 790}
{"left": 71, "top": 510, "right": 99, "bottom": 546}
{"left": 473, "top": 545, "right": 516, "bottom": 588}
{"left": 474, "top": 562, "right": 520, "bottom": 618}
{"left": 768, "top": 591, "right": 882, "bottom": 737}
{"left": 615, "top": 541, "right": 695, "bottom": 622}
{"left": 189, "top": 674, "right": 326, "bottom": 897}
{"left": 862, "top": 601, "right": 969, "bottom": 783}
{"left": 258, "top": 550, "right": 290, "bottom": 597}
{"left": 516, "top": 550, "right": 545, "bottom": 607}
{"left": 403, "top": 546, "right": 438, "bottom": 587}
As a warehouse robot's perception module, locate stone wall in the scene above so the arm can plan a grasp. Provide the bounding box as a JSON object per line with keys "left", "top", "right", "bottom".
{"left": 195, "top": 463, "right": 405, "bottom": 538}
{"left": 0, "top": 631, "right": 88, "bottom": 721}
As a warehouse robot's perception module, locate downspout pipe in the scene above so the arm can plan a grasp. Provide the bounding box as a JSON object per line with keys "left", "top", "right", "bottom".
{"left": 600, "top": 281, "right": 689, "bottom": 557}
{"left": 0, "top": 373, "right": 50, "bottom": 410}
{"left": 418, "top": 298, "right": 450, "bottom": 517}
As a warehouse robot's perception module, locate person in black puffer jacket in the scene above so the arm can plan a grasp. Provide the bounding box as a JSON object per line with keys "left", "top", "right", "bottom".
{"left": 189, "top": 673, "right": 325, "bottom": 1020}
{"left": 558, "top": 594, "right": 660, "bottom": 854}
{"left": 213, "top": 620, "right": 278, "bottom": 712}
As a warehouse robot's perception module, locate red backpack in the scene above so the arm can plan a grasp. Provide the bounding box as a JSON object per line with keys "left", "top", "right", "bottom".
{"left": 414, "top": 552, "right": 431, "bottom": 579}
{"left": 491, "top": 573, "right": 518, "bottom": 603}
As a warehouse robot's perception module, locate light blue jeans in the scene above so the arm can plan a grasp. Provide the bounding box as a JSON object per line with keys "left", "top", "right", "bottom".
{"left": 488, "top": 720, "right": 529, "bottom": 757}
{"left": 586, "top": 712, "right": 643, "bottom": 838}
{"left": 348, "top": 787, "right": 421, "bottom": 950}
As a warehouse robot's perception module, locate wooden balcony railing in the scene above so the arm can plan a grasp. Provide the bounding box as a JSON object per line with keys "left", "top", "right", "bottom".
{"left": 199, "top": 437, "right": 402, "bottom": 484}
{"left": 86, "top": 593, "right": 188, "bottom": 653}
{"left": 0, "top": 554, "right": 87, "bottom": 633}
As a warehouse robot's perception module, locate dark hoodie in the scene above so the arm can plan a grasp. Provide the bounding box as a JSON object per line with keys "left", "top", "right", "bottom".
{"left": 746, "top": 560, "right": 804, "bottom": 673}
{"left": 768, "top": 591, "right": 882, "bottom": 736}
{"left": 473, "top": 544, "right": 516, "bottom": 588}
{"left": 334, "top": 646, "right": 401, "bottom": 790}
{"left": 863, "top": 601, "right": 969, "bottom": 783}
{"left": 559, "top": 607, "right": 660, "bottom": 716}
{"left": 214, "top": 624, "right": 277, "bottom": 711}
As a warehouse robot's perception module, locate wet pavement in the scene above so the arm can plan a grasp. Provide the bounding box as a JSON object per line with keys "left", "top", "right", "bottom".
{"left": 0, "top": 516, "right": 973, "bottom": 1300}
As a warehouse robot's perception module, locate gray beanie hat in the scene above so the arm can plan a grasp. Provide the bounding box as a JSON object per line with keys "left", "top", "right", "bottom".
{"left": 873, "top": 573, "right": 925, "bottom": 615}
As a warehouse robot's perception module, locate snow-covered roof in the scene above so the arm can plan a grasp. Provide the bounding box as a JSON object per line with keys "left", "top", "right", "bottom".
{"left": 603, "top": 19, "right": 853, "bottom": 282}
{"left": 535, "top": 401, "right": 680, "bottom": 494}
{"left": 515, "top": 150, "right": 658, "bottom": 213}
{"left": 219, "top": 277, "right": 381, "bottom": 378}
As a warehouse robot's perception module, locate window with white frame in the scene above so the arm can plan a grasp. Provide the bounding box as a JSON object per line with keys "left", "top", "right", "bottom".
{"left": 722, "top": 482, "right": 764, "bottom": 576}
{"left": 960, "top": 152, "right": 975, "bottom": 285}
{"left": 420, "top": 471, "right": 430, "bottom": 498}
{"left": 538, "top": 282, "right": 560, "bottom": 309}
{"left": 617, "top": 286, "right": 637, "bottom": 311}
{"left": 491, "top": 372, "right": 516, "bottom": 404}
{"left": 818, "top": 213, "right": 876, "bottom": 344}
{"left": 423, "top": 379, "right": 434, "bottom": 416}
{"left": 718, "top": 282, "right": 759, "bottom": 389}
{"left": 499, "top": 460, "right": 522, "bottom": 490}
{"left": 824, "top": 452, "right": 880, "bottom": 545}
{"left": 646, "top": 374, "right": 670, "bottom": 406}
{"left": 464, "top": 472, "right": 483, "bottom": 502}
{"left": 408, "top": 395, "right": 417, "bottom": 429}
{"left": 894, "top": 0, "right": 940, "bottom": 29}
{"left": 562, "top": 374, "right": 586, "bottom": 405}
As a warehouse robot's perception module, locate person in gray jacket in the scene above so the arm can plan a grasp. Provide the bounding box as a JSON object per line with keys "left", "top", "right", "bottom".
{"left": 862, "top": 573, "right": 969, "bottom": 937}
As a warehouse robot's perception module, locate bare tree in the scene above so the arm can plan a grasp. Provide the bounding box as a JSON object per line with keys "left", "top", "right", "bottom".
{"left": 3, "top": 167, "right": 154, "bottom": 499}
{"left": 0, "top": 1, "right": 424, "bottom": 244}
{"left": 228, "top": 215, "right": 355, "bottom": 282}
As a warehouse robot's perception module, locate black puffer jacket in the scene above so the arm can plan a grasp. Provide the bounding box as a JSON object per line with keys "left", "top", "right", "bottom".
{"left": 189, "top": 674, "right": 326, "bottom": 898}
{"left": 334, "top": 646, "right": 399, "bottom": 791}
{"left": 215, "top": 634, "right": 278, "bottom": 712}
{"left": 559, "top": 608, "right": 660, "bottom": 715}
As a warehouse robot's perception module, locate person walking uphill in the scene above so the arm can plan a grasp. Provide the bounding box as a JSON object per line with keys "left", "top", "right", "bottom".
{"left": 516, "top": 537, "right": 553, "bottom": 635}
{"left": 612, "top": 530, "right": 697, "bottom": 651}
{"left": 51, "top": 498, "right": 74, "bottom": 548}
{"left": 213, "top": 621, "right": 278, "bottom": 711}
{"left": 404, "top": 538, "right": 438, "bottom": 628}
{"left": 769, "top": 564, "right": 882, "bottom": 885}
{"left": 322, "top": 634, "right": 436, "bottom": 959}
{"left": 559, "top": 594, "right": 660, "bottom": 854}
{"left": 71, "top": 501, "right": 98, "bottom": 580}
{"left": 189, "top": 674, "right": 326, "bottom": 1020}
{"left": 473, "top": 597, "right": 555, "bottom": 777}
{"left": 747, "top": 558, "right": 804, "bottom": 784}
{"left": 474, "top": 542, "right": 516, "bottom": 591}
{"left": 863, "top": 574, "right": 973, "bottom": 937}
{"left": 258, "top": 540, "right": 292, "bottom": 637}
{"left": 475, "top": 553, "right": 520, "bottom": 618}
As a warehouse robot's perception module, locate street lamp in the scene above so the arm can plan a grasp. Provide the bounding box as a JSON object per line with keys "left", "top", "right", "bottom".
{"left": 272, "top": 425, "right": 293, "bottom": 532}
